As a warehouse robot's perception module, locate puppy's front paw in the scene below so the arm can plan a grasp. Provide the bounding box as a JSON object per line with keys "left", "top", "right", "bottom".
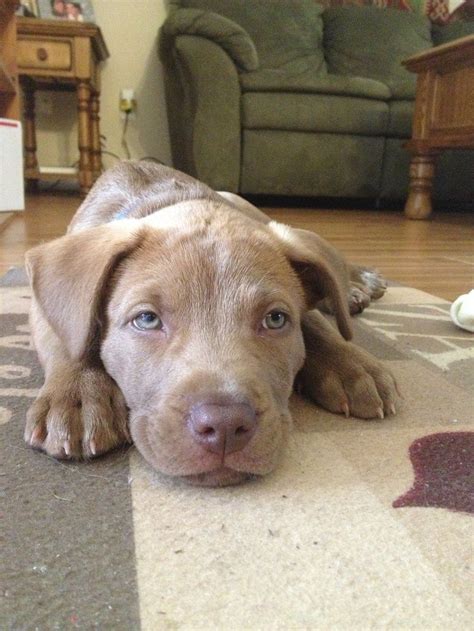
{"left": 348, "top": 286, "right": 371, "bottom": 315}
{"left": 25, "top": 366, "right": 130, "bottom": 459}
{"left": 355, "top": 267, "right": 387, "bottom": 300}
{"left": 300, "top": 345, "right": 400, "bottom": 420}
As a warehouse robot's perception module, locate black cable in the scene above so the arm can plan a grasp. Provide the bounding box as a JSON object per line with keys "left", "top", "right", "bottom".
{"left": 121, "top": 112, "right": 131, "bottom": 160}
{"left": 101, "top": 150, "right": 122, "bottom": 161}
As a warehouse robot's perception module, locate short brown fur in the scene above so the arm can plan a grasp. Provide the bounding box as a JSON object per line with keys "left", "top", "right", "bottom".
{"left": 25, "top": 162, "right": 399, "bottom": 486}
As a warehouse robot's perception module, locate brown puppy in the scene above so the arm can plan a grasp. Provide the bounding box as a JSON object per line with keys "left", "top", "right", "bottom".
{"left": 25, "top": 161, "right": 399, "bottom": 486}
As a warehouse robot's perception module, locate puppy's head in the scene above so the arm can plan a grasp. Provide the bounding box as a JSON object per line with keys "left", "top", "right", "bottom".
{"left": 27, "top": 200, "right": 350, "bottom": 486}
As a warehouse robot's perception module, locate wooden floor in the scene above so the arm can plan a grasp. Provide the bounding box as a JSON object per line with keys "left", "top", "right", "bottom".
{"left": 1, "top": 192, "right": 473, "bottom": 301}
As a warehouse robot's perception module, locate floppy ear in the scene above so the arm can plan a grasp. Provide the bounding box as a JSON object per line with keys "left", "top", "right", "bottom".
{"left": 269, "top": 222, "right": 352, "bottom": 340}
{"left": 26, "top": 220, "right": 143, "bottom": 362}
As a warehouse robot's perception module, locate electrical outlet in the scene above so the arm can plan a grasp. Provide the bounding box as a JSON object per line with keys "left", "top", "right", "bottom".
{"left": 120, "top": 88, "right": 136, "bottom": 119}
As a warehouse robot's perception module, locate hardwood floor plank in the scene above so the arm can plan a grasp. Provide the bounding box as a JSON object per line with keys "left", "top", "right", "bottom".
{"left": 0, "top": 193, "right": 472, "bottom": 301}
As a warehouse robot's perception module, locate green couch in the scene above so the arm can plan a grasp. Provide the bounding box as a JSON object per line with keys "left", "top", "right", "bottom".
{"left": 160, "top": 0, "right": 474, "bottom": 202}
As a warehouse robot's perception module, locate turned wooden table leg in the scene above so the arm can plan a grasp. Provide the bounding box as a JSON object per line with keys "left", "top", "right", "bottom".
{"left": 22, "top": 83, "right": 39, "bottom": 190}
{"left": 77, "top": 80, "right": 93, "bottom": 195}
{"left": 90, "top": 90, "right": 102, "bottom": 182}
{"left": 404, "top": 152, "right": 437, "bottom": 220}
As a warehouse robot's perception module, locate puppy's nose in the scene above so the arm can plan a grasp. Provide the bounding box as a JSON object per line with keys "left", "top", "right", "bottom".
{"left": 188, "top": 402, "right": 257, "bottom": 455}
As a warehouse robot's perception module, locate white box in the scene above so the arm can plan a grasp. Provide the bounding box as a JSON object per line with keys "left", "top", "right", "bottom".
{"left": 0, "top": 118, "right": 25, "bottom": 212}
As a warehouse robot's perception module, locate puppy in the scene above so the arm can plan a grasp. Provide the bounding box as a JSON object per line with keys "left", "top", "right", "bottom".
{"left": 25, "top": 161, "right": 399, "bottom": 486}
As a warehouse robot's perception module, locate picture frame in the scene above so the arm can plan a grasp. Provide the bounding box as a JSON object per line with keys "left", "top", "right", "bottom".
{"left": 37, "top": 0, "right": 95, "bottom": 22}
{"left": 16, "top": 0, "right": 39, "bottom": 17}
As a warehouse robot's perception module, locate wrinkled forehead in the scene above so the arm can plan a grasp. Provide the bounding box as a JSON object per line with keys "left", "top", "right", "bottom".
{"left": 112, "top": 226, "right": 304, "bottom": 313}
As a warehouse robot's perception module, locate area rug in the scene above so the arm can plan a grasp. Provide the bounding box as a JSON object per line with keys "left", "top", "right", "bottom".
{"left": 2, "top": 269, "right": 473, "bottom": 630}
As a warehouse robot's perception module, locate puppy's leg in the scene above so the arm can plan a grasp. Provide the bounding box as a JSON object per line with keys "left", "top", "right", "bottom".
{"left": 298, "top": 311, "right": 400, "bottom": 419}
{"left": 25, "top": 299, "right": 130, "bottom": 459}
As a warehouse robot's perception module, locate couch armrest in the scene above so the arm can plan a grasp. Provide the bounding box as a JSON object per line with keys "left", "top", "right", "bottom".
{"left": 162, "top": 34, "right": 242, "bottom": 191}
{"left": 161, "top": 8, "right": 259, "bottom": 72}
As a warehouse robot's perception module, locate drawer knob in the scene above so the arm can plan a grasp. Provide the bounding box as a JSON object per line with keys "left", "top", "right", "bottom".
{"left": 37, "top": 47, "right": 48, "bottom": 62}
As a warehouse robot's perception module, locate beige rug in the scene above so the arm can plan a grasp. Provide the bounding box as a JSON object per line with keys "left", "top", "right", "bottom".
{"left": 2, "top": 271, "right": 473, "bottom": 630}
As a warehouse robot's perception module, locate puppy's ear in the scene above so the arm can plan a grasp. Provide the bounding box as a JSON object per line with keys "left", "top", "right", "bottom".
{"left": 269, "top": 222, "right": 352, "bottom": 340}
{"left": 26, "top": 220, "right": 143, "bottom": 362}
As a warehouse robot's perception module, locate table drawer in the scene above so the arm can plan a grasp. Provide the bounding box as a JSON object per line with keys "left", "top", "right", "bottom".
{"left": 18, "top": 38, "right": 72, "bottom": 71}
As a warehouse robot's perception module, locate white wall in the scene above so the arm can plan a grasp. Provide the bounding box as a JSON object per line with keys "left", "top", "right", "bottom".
{"left": 35, "top": 0, "right": 171, "bottom": 171}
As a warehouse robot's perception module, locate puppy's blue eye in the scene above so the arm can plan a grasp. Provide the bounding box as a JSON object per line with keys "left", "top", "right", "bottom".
{"left": 263, "top": 310, "right": 288, "bottom": 330}
{"left": 132, "top": 311, "right": 162, "bottom": 331}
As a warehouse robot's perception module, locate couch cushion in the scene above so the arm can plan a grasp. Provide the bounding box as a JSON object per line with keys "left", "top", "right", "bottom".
{"left": 173, "top": 0, "right": 326, "bottom": 74}
{"left": 384, "top": 79, "right": 416, "bottom": 100}
{"left": 241, "top": 130, "right": 385, "bottom": 197}
{"left": 242, "top": 92, "right": 389, "bottom": 136}
{"left": 387, "top": 100, "right": 413, "bottom": 137}
{"left": 240, "top": 70, "right": 391, "bottom": 100}
{"left": 323, "top": 6, "right": 432, "bottom": 88}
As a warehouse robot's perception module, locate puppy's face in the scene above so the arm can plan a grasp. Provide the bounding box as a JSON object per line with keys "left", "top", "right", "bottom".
{"left": 100, "top": 211, "right": 306, "bottom": 486}
{"left": 27, "top": 197, "right": 350, "bottom": 487}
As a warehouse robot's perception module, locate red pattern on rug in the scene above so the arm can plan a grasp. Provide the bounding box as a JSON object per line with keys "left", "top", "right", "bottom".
{"left": 393, "top": 432, "right": 474, "bottom": 514}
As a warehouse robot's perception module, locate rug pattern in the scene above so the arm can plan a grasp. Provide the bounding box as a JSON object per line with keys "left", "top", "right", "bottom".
{"left": 1, "top": 273, "right": 473, "bottom": 629}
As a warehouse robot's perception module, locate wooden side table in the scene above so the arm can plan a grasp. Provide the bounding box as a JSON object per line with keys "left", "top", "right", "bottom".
{"left": 403, "top": 35, "right": 474, "bottom": 219}
{"left": 0, "top": 1, "right": 20, "bottom": 120}
{"left": 16, "top": 17, "right": 109, "bottom": 194}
